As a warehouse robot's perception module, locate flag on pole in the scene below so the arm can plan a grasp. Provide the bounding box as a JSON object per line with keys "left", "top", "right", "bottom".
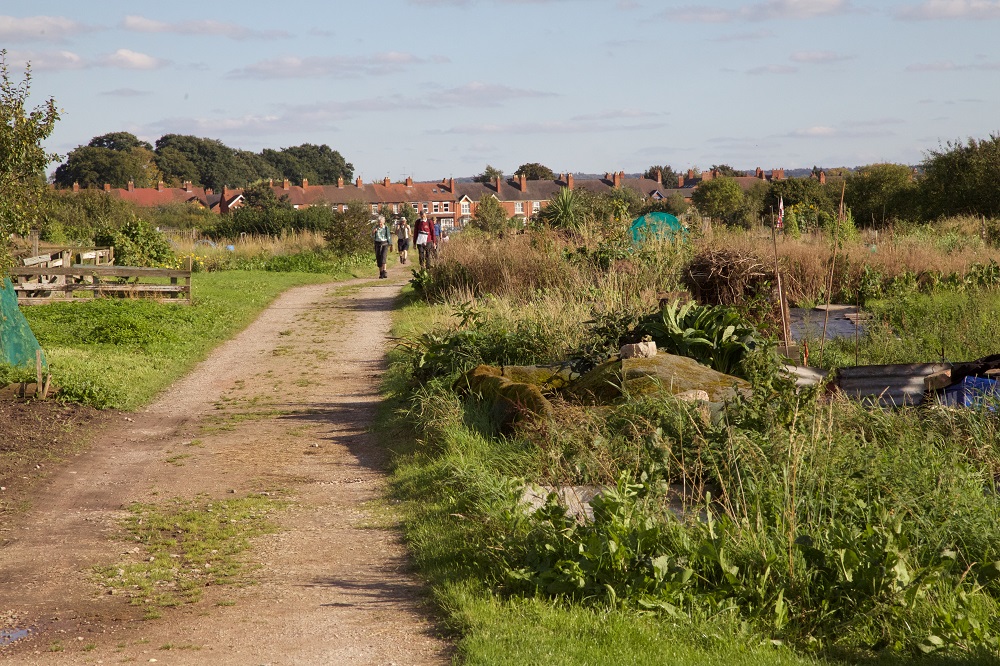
{"left": 776, "top": 196, "right": 784, "bottom": 230}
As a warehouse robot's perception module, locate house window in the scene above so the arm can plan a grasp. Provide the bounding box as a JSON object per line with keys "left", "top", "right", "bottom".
{"left": 371, "top": 204, "right": 378, "bottom": 214}
{"left": 532, "top": 201, "right": 541, "bottom": 213}
{"left": 443, "top": 202, "right": 450, "bottom": 212}
{"left": 422, "top": 203, "right": 429, "bottom": 212}
{"left": 433, "top": 202, "right": 440, "bottom": 213}
{"left": 393, "top": 204, "right": 398, "bottom": 214}
{"left": 461, "top": 201, "right": 470, "bottom": 215}
{"left": 514, "top": 202, "right": 524, "bottom": 214}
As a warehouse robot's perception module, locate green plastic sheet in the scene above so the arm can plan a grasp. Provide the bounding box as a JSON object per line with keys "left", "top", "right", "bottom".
{"left": 0, "top": 277, "right": 46, "bottom": 370}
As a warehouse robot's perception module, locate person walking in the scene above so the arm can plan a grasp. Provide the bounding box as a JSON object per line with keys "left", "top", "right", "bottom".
{"left": 414, "top": 213, "right": 437, "bottom": 270}
{"left": 373, "top": 215, "right": 391, "bottom": 279}
{"left": 395, "top": 217, "right": 411, "bottom": 265}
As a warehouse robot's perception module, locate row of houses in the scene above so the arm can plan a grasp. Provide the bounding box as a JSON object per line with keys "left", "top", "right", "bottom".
{"left": 63, "top": 167, "right": 789, "bottom": 230}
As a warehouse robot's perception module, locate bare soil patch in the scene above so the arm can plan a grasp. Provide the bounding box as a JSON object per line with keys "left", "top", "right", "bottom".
{"left": 0, "top": 266, "right": 450, "bottom": 664}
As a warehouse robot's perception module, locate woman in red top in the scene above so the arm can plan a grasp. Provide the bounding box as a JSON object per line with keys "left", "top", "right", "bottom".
{"left": 414, "top": 213, "right": 437, "bottom": 270}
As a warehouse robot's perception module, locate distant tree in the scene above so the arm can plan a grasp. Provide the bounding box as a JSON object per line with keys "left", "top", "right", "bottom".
{"left": 471, "top": 194, "right": 510, "bottom": 234}
{"left": 642, "top": 164, "right": 680, "bottom": 185}
{"left": 154, "top": 146, "right": 199, "bottom": 186}
{"left": 738, "top": 181, "right": 769, "bottom": 227}
{"left": 639, "top": 193, "right": 689, "bottom": 217}
{"left": 845, "top": 163, "right": 918, "bottom": 227}
{"left": 514, "top": 162, "right": 556, "bottom": 181}
{"left": 604, "top": 186, "right": 642, "bottom": 222}
{"left": 920, "top": 135, "right": 1000, "bottom": 219}
{"left": 88, "top": 131, "right": 151, "bottom": 152}
{"left": 711, "top": 164, "right": 745, "bottom": 177}
{"left": 282, "top": 143, "right": 353, "bottom": 184}
{"left": 54, "top": 144, "right": 162, "bottom": 189}
{"left": 325, "top": 199, "right": 371, "bottom": 255}
{"left": 242, "top": 182, "right": 291, "bottom": 212}
{"left": 398, "top": 202, "right": 419, "bottom": 224}
{"left": 764, "top": 177, "right": 836, "bottom": 218}
{"left": 473, "top": 164, "right": 503, "bottom": 184}
{"left": 691, "top": 177, "right": 744, "bottom": 225}
{"left": 0, "top": 51, "right": 60, "bottom": 271}
{"left": 154, "top": 134, "right": 258, "bottom": 190}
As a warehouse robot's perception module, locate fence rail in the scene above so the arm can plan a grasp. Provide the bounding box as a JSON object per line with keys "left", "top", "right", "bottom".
{"left": 10, "top": 266, "right": 191, "bottom": 305}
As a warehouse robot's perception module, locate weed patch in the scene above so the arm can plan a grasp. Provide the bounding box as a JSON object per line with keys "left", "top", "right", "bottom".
{"left": 94, "top": 494, "right": 284, "bottom": 613}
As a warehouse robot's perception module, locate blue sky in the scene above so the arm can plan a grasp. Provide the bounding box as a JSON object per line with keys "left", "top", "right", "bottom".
{"left": 4, "top": 0, "right": 999, "bottom": 181}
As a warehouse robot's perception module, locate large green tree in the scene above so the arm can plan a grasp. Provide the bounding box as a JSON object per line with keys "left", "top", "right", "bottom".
{"left": 0, "top": 51, "right": 59, "bottom": 269}
{"left": 920, "top": 135, "right": 1000, "bottom": 219}
{"left": 691, "top": 177, "right": 744, "bottom": 225}
{"left": 514, "top": 162, "right": 556, "bottom": 180}
{"left": 845, "top": 163, "right": 918, "bottom": 227}
{"left": 54, "top": 144, "right": 162, "bottom": 189}
{"left": 642, "top": 164, "right": 679, "bottom": 185}
{"left": 266, "top": 143, "right": 353, "bottom": 185}
{"left": 473, "top": 164, "right": 503, "bottom": 184}
{"left": 154, "top": 134, "right": 259, "bottom": 191}
{"left": 763, "top": 177, "right": 836, "bottom": 217}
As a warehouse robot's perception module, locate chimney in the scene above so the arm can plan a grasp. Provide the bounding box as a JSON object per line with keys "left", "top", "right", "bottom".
{"left": 613, "top": 171, "right": 622, "bottom": 188}
{"left": 103, "top": 183, "right": 110, "bottom": 192}
{"left": 302, "top": 178, "right": 308, "bottom": 188}
{"left": 655, "top": 169, "right": 662, "bottom": 184}
{"left": 687, "top": 169, "right": 694, "bottom": 180}
{"left": 604, "top": 172, "right": 611, "bottom": 181}
{"left": 519, "top": 173, "right": 527, "bottom": 192}
{"left": 701, "top": 170, "right": 714, "bottom": 182}
{"left": 756, "top": 167, "right": 764, "bottom": 179}
{"left": 220, "top": 186, "right": 230, "bottom": 215}
{"left": 283, "top": 179, "right": 290, "bottom": 190}
{"left": 406, "top": 176, "right": 413, "bottom": 186}
{"left": 205, "top": 188, "right": 213, "bottom": 195}
{"left": 184, "top": 180, "right": 192, "bottom": 192}
{"left": 157, "top": 181, "right": 165, "bottom": 191}
{"left": 448, "top": 177, "right": 454, "bottom": 192}
{"left": 337, "top": 176, "right": 344, "bottom": 189}
{"left": 383, "top": 176, "right": 391, "bottom": 187}
{"left": 567, "top": 173, "right": 574, "bottom": 190}
{"left": 495, "top": 175, "right": 502, "bottom": 192}
{"left": 677, "top": 175, "right": 684, "bottom": 188}
{"left": 819, "top": 171, "right": 826, "bottom": 185}
{"left": 356, "top": 176, "right": 363, "bottom": 188}
{"left": 72, "top": 182, "right": 80, "bottom": 192}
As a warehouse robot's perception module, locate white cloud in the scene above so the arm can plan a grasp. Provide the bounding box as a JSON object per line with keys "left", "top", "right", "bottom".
{"left": 746, "top": 64, "right": 799, "bottom": 74}
{"left": 434, "top": 119, "right": 667, "bottom": 135}
{"left": 907, "top": 59, "right": 1000, "bottom": 71}
{"left": 5, "top": 49, "right": 85, "bottom": 71}
{"left": 662, "top": 0, "right": 853, "bottom": 22}
{"left": 227, "top": 52, "right": 442, "bottom": 79}
{"left": 711, "top": 29, "right": 775, "bottom": 41}
{"left": 433, "top": 82, "right": 555, "bottom": 107}
{"left": 121, "top": 15, "right": 290, "bottom": 40}
{"left": 99, "top": 49, "right": 168, "bottom": 70}
{"left": 100, "top": 88, "right": 152, "bottom": 97}
{"left": 786, "top": 124, "right": 894, "bottom": 138}
{"left": 0, "top": 15, "right": 93, "bottom": 42}
{"left": 895, "top": 0, "right": 1000, "bottom": 20}
{"left": 791, "top": 50, "right": 853, "bottom": 63}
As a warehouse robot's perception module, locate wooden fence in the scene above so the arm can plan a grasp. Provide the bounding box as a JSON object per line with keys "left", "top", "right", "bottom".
{"left": 10, "top": 266, "right": 191, "bottom": 305}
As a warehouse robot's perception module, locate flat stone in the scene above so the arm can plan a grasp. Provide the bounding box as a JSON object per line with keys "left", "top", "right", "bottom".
{"left": 620, "top": 341, "right": 657, "bottom": 359}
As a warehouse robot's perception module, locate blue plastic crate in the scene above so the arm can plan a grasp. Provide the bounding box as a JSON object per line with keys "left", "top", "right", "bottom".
{"left": 943, "top": 375, "right": 1000, "bottom": 409}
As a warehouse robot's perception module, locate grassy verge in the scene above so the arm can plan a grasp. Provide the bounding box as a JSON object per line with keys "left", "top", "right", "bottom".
{"left": 23, "top": 267, "right": 371, "bottom": 410}
{"left": 380, "top": 293, "right": 824, "bottom": 666}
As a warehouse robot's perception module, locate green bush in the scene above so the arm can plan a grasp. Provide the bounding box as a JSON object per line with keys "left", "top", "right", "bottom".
{"left": 94, "top": 215, "right": 174, "bottom": 267}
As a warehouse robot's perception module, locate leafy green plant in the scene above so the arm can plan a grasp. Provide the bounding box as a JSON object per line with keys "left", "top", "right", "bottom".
{"left": 94, "top": 215, "right": 175, "bottom": 267}
{"left": 633, "top": 300, "right": 760, "bottom": 377}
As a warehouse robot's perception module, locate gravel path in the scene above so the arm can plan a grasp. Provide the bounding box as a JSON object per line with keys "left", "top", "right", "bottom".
{"left": 0, "top": 267, "right": 449, "bottom": 664}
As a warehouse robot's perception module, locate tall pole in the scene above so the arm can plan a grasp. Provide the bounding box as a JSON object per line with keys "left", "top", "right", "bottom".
{"left": 771, "top": 208, "right": 789, "bottom": 351}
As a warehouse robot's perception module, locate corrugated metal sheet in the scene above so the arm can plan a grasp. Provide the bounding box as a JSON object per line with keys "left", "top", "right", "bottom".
{"left": 836, "top": 363, "right": 950, "bottom": 407}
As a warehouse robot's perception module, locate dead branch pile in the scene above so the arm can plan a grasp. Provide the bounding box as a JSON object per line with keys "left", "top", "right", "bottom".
{"left": 683, "top": 247, "right": 771, "bottom": 306}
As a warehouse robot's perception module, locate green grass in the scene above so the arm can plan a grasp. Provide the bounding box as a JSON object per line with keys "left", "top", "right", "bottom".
{"left": 23, "top": 270, "right": 352, "bottom": 409}
{"left": 94, "top": 494, "right": 284, "bottom": 612}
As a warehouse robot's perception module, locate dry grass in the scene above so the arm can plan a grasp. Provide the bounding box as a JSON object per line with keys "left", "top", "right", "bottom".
{"left": 169, "top": 231, "right": 328, "bottom": 262}
{"left": 707, "top": 224, "right": 1000, "bottom": 305}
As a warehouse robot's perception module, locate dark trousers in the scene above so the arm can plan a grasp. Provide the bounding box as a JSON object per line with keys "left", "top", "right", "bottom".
{"left": 375, "top": 241, "right": 389, "bottom": 271}
{"left": 417, "top": 242, "right": 433, "bottom": 269}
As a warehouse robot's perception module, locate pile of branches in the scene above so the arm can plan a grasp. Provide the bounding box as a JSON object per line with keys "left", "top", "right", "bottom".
{"left": 683, "top": 247, "right": 771, "bottom": 306}
{"left": 682, "top": 247, "right": 784, "bottom": 335}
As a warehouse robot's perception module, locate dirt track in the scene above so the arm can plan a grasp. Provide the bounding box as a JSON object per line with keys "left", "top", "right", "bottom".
{"left": 0, "top": 266, "right": 449, "bottom": 664}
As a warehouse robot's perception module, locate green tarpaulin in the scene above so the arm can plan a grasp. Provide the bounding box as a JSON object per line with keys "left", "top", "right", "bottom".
{"left": 629, "top": 212, "right": 686, "bottom": 244}
{"left": 0, "top": 277, "right": 45, "bottom": 370}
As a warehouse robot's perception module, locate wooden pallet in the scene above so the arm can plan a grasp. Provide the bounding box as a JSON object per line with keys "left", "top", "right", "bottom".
{"left": 10, "top": 266, "right": 191, "bottom": 305}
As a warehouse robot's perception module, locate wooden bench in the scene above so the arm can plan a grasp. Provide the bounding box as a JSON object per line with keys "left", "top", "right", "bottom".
{"left": 10, "top": 266, "right": 191, "bottom": 305}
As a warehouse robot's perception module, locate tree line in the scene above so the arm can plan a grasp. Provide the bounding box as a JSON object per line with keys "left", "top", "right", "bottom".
{"left": 53, "top": 131, "right": 354, "bottom": 192}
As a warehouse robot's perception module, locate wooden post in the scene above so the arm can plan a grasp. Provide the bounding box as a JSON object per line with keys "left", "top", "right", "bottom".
{"left": 771, "top": 212, "right": 790, "bottom": 350}
{"left": 35, "top": 349, "right": 43, "bottom": 398}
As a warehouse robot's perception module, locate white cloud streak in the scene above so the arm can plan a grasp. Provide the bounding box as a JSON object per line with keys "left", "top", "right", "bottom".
{"left": 99, "top": 49, "right": 168, "bottom": 70}
{"left": 661, "top": 0, "right": 853, "bottom": 22}
{"left": 0, "top": 15, "right": 93, "bottom": 42}
{"left": 227, "top": 52, "right": 446, "bottom": 79}
{"left": 895, "top": 0, "right": 1000, "bottom": 20}
{"left": 121, "top": 15, "right": 290, "bottom": 40}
